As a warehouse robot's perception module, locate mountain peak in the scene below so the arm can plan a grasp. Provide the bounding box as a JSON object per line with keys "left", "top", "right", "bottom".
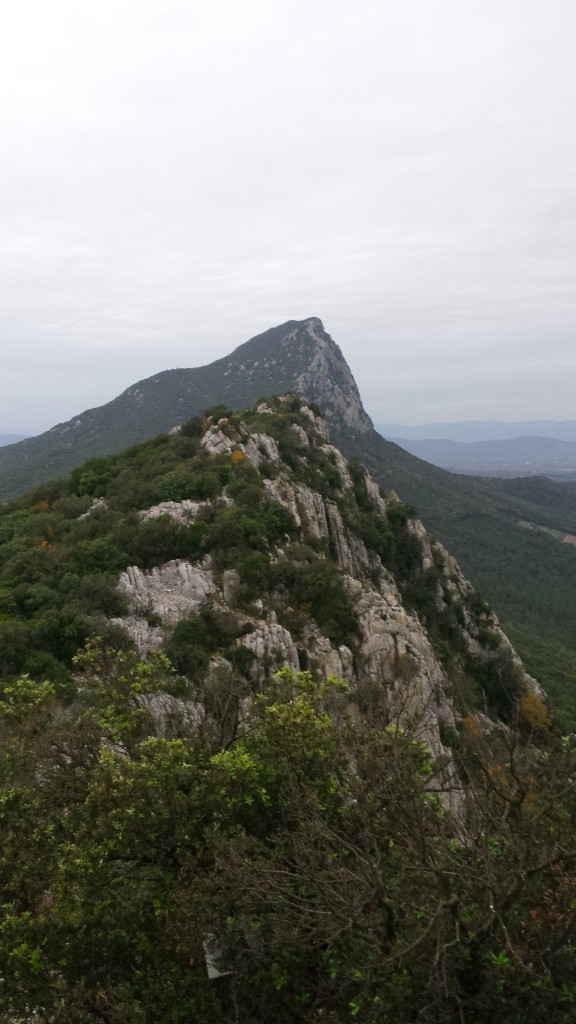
{"left": 0, "top": 319, "right": 373, "bottom": 500}
{"left": 222, "top": 317, "right": 372, "bottom": 436}
{"left": 291, "top": 319, "right": 373, "bottom": 435}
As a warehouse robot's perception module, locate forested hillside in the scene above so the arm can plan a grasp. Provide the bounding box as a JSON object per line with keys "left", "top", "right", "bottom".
{"left": 1, "top": 396, "right": 576, "bottom": 1022}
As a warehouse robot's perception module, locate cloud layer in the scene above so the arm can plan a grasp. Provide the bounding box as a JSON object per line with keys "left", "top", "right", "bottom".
{"left": 1, "top": 0, "right": 575, "bottom": 431}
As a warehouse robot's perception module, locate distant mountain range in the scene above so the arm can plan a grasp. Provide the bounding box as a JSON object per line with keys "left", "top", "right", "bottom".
{"left": 377, "top": 419, "right": 576, "bottom": 443}
{"left": 1, "top": 317, "right": 576, "bottom": 720}
{"left": 386, "top": 435, "right": 576, "bottom": 479}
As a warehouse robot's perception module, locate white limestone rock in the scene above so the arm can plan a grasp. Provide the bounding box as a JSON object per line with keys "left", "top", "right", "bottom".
{"left": 300, "top": 624, "right": 354, "bottom": 681}
{"left": 320, "top": 444, "right": 354, "bottom": 490}
{"left": 117, "top": 558, "right": 216, "bottom": 626}
{"left": 237, "top": 617, "right": 300, "bottom": 683}
{"left": 243, "top": 433, "right": 280, "bottom": 468}
{"left": 222, "top": 569, "right": 240, "bottom": 605}
{"left": 201, "top": 426, "right": 235, "bottom": 456}
{"left": 325, "top": 500, "right": 374, "bottom": 577}
{"left": 344, "top": 576, "right": 457, "bottom": 741}
{"left": 108, "top": 615, "right": 164, "bottom": 655}
{"left": 292, "top": 319, "right": 372, "bottom": 436}
{"left": 262, "top": 478, "right": 330, "bottom": 540}
{"left": 78, "top": 497, "right": 108, "bottom": 519}
{"left": 364, "top": 473, "right": 387, "bottom": 515}
{"left": 139, "top": 496, "right": 233, "bottom": 525}
{"left": 290, "top": 423, "right": 309, "bottom": 447}
{"left": 139, "top": 499, "right": 203, "bottom": 524}
{"left": 139, "top": 692, "right": 204, "bottom": 736}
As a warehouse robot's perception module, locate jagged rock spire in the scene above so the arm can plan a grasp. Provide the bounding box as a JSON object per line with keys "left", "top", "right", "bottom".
{"left": 287, "top": 318, "right": 373, "bottom": 435}
{"left": 217, "top": 316, "right": 373, "bottom": 435}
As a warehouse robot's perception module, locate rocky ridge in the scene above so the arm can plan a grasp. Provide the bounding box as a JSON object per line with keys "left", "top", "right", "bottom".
{"left": 111, "top": 395, "right": 540, "bottom": 789}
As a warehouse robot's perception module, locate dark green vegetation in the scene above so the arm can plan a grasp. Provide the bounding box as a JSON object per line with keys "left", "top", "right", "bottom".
{"left": 0, "top": 406, "right": 329, "bottom": 682}
{"left": 0, "top": 402, "right": 361, "bottom": 696}
{"left": 506, "top": 622, "right": 576, "bottom": 732}
{"left": 2, "top": 660, "right": 576, "bottom": 1023}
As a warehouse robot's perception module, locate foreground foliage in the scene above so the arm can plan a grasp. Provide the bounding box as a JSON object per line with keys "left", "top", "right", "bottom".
{"left": 1, "top": 655, "right": 576, "bottom": 1023}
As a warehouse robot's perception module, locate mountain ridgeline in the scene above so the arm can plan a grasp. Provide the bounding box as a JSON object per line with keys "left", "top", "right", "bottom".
{"left": 0, "top": 318, "right": 370, "bottom": 501}
{"left": 2, "top": 317, "right": 576, "bottom": 721}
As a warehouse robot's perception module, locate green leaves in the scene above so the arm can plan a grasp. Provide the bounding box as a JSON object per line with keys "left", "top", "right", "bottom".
{"left": 2, "top": 654, "right": 576, "bottom": 1021}
{"left": 0, "top": 673, "right": 55, "bottom": 721}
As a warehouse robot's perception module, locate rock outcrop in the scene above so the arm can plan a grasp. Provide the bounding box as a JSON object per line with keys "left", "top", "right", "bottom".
{"left": 292, "top": 318, "right": 373, "bottom": 436}
{"left": 113, "top": 395, "right": 537, "bottom": 796}
{"left": 117, "top": 558, "right": 217, "bottom": 626}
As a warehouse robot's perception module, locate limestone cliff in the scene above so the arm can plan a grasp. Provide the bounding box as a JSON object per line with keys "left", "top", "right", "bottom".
{"left": 111, "top": 395, "right": 540, "bottom": 783}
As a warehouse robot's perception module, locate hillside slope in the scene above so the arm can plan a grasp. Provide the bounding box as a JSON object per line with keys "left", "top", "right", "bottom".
{"left": 2, "top": 317, "right": 576, "bottom": 717}
{"left": 336, "top": 425, "right": 576, "bottom": 714}
{"left": 0, "top": 394, "right": 534, "bottom": 735}
{"left": 5, "top": 395, "right": 576, "bottom": 1023}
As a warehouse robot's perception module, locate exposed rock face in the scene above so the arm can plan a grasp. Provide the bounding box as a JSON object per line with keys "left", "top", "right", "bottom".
{"left": 345, "top": 577, "right": 454, "bottom": 754}
{"left": 263, "top": 478, "right": 330, "bottom": 540}
{"left": 300, "top": 623, "right": 355, "bottom": 680}
{"left": 108, "top": 615, "right": 164, "bottom": 656}
{"left": 139, "top": 692, "right": 204, "bottom": 736}
{"left": 201, "top": 426, "right": 236, "bottom": 457}
{"left": 117, "top": 558, "right": 216, "bottom": 627}
{"left": 113, "top": 395, "right": 537, "bottom": 798}
{"left": 238, "top": 613, "right": 300, "bottom": 684}
{"left": 201, "top": 420, "right": 281, "bottom": 470}
{"left": 139, "top": 499, "right": 206, "bottom": 524}
{"left": 139, "top": 497, "right": 233, "bottom": 525}
{"left": 78, "top": 497, "right": 108, "bottom": 519}
{"left": 292, "top": 319, "right": 373, "bottom": 436}
{"left": 325, "top": 501, "right": 374, "bottom": 577}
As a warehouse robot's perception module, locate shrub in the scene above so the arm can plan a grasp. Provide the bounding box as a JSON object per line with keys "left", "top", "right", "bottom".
{"left": 180, "top": 415, "right": 204, "bottom": 438}
{"left": 270, "top": 560, "right": 357, "bottom": 647}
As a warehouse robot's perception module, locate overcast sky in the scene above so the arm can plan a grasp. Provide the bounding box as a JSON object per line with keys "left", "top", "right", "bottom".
{"left": 2, "top": 0, "right": 576, "bottom": 433}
